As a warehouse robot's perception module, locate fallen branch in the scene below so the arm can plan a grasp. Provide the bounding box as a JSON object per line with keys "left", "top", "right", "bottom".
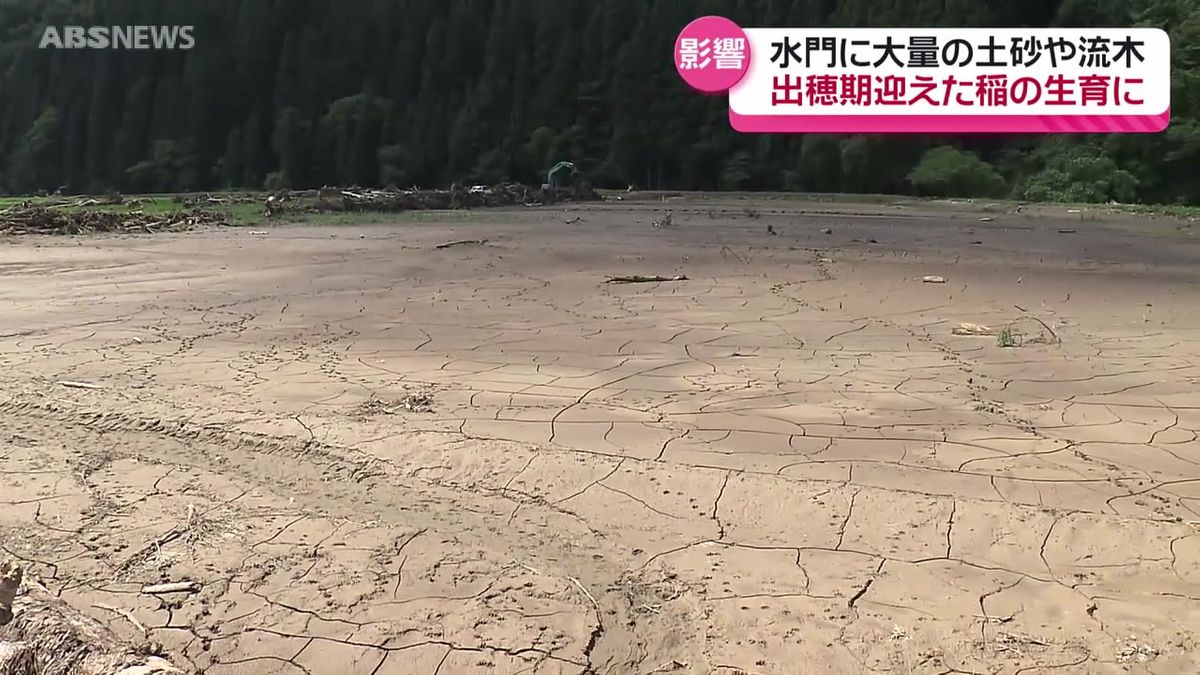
{"left": 973, "top": 613, "right": 1015, "bottom": 624}
{"left": 434, "top": 239, "right": 489, "bottom": 249}
{"left": 997, "top": 631, "right": 1052, "bottom": 648}
{"left": 91, "top": 604, "right": 146, "bottom": 636}
{"left": 568, "top": 576, "right": 597, "bottom": 608}
{"left": 952, "top": 322, "right": 994, "bottom": 336}
{"left": 1013, "top": 311, "right": 1061, "bottom": 344}
{"left": 112, "top": 526, "right": 186, "bottom": 578}
{"left": 512, "top": 562, "right": 541, "bottom": 575}
{"left": 56, "top": 381, "right": 104, "bottom": 390}
{"left": 605, "top": 275, "right": 688, "bottom": 284}
{"left": 140, "top": 581, "right": 199, "bottom": 595}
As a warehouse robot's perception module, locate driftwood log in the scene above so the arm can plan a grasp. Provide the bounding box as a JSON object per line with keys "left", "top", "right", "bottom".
{"left": 605, "top": 274, "right": 688, "bottom": 284}
{"left": 0, "top": 562, "right": 183, "bottom": 675}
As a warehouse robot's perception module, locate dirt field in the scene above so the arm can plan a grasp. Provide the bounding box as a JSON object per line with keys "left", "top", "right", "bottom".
{"left": 2, "top": 195, "right": 1199, "bottom": 674}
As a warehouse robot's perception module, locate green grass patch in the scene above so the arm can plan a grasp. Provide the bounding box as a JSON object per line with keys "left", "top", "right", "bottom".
{"left": 996, "top": 326, "right": 1022, "bottom": 349}
{"left": 1118, "top": 203, "right": 1200, "bottom": 220}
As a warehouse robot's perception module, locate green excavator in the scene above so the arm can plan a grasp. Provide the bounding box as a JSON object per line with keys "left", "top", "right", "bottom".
{"left": 545, "top": 161, "right": 576, "bottom": 189}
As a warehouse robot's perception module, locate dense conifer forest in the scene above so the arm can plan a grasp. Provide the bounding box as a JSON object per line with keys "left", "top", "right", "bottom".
{"left": 0, "top": 0, "right": 1196, "bottom": 203}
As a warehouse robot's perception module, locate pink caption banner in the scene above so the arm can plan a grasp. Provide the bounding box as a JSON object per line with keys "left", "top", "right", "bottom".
{"left": 674, "top": 18, "right": 1171, "bottom": 133}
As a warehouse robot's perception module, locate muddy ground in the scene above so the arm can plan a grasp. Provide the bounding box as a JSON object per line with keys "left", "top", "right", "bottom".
{"left": 1, "top": 195, "right": 1198, "bottom": 674}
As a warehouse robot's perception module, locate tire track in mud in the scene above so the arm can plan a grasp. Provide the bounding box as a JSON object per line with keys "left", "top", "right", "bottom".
{"left": 0, "top": 398, "right": 690, "bottom": 674}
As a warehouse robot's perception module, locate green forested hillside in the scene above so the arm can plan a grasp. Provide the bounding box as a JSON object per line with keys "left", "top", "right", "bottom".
{"left": 0, "top": 0, "right": 1197, "bottom": 203}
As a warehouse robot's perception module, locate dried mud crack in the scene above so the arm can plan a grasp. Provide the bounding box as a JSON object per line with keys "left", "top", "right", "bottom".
{"left": 2, "top": 200, "right": 1199, "bottom": 673}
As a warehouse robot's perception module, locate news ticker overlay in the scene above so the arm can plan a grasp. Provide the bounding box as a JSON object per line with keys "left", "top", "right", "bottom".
{"left": 674, "top": 17, "right": 1170, "bottom": 133}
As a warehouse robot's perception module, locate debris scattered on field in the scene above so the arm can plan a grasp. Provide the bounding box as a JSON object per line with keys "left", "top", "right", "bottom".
{"left": 922, "top": 275, "right": 948, "bottom": 283}
{"left": 247, "top": 230, "right": 269, "bottom": 235}
{"left": 652, "top": 212, "right": 674, "bottom": 228}
{"left": 563, "top": 216, "right": 582, "bottom": 224}
{"left": 1067, "top": 209, "right": 1081, "bottom": 214}
{"left": 0, "top": 203, "right": 227, "bottom": 236}
{"left": 993, "top": 631, "right": 1054, "bottom": 654}
{"left": 952, "top": 322, "right": 994, "bottom": 336}
{"left": 820, "top": 228, "right": 832, "bottom": 234}
{"left": 1117, "top": 637, "right": 1158, "bottom": 663}
{"left": 766, "top": 224, "right": 777, "bottom": 235}
{"left": 56, "top": 380, "right": 105, "bottom": 390}
{"left": 177, "top": 192, "right": 255, "bottom": 208}
{"left": 979, "top": 217, "right": 994, "bottom": 222}
{"left": 400, "top": 392, "right": 435, "bottom": 412}
{"left": 141, "top": 581, "right": 200, "bottom": 595}
{"left": 606, "top": 275, "right": 688, "bottom": 284}
{"left": 1058, "top": 228, "right": 1077, "bottom": 234}
{"left": 356, "top": 392, "right": 436, "bottom": 417}
{"left": 435, "top": 239, "right": 489, "bottom": 250}
{"left": 265, "top": 182, "right": 600, "bottom": 217}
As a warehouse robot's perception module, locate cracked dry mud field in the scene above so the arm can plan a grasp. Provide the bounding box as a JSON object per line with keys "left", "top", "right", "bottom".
{"left": 1, "top": 196, "right": 1199, "bottom": 675}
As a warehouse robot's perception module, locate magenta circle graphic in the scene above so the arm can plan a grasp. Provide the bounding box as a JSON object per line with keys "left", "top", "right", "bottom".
{"left": 673, "top": 16, "right": 751, "bottom": 93}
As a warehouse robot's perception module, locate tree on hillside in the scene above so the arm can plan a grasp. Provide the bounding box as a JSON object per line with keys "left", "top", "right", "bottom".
{"left": 908, "top": 147, "right": 1007, "bottom": 198}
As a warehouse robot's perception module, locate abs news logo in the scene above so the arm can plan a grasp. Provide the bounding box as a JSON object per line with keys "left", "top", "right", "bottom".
{"left": 39, "top": 26, "right": 195, "bottom": 50}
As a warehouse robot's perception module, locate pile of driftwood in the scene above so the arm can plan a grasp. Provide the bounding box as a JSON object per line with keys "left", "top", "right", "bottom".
{"left": 0, "top": 204, "right": 227, "bottom": 236}
{"left": 0, "top": 562, "right": 183, "bottom": 675}
{"left": 172, "top": 192, "right": 259, "bottom": 208}
{"left": 265, "top": 182, "right": 602, "bottom": 217}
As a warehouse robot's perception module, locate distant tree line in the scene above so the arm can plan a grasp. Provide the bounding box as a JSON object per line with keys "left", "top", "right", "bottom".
{"left": 0, "top": 0, "right": 1197, "bottom": 204}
